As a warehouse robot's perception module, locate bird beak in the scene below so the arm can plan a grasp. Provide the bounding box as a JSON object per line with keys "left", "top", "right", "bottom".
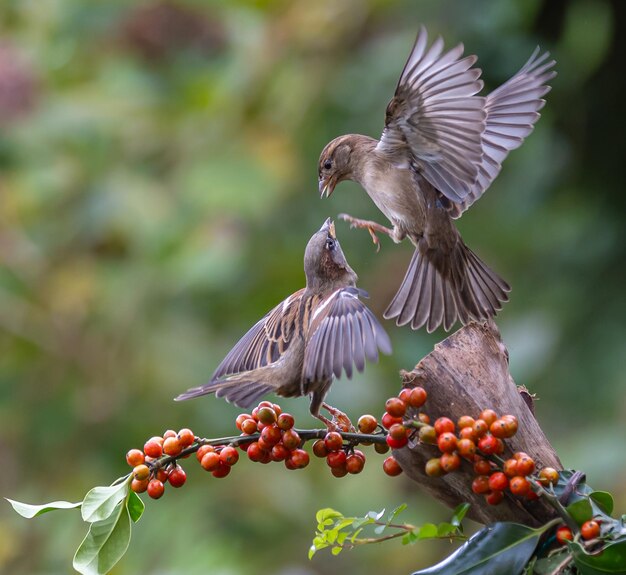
{"left": 320, "top": 217, "right": 336, "bottom": 238}
{"left": 319, "top": 175, "right": 336, "bottom": 198}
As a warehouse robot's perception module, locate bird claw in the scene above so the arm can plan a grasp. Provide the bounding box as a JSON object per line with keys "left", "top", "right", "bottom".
{"left": 321, "top": 402, "right": 355, "bottom": 432}
{"left": 338, "top": 213, "right": 390, "bottom": 253}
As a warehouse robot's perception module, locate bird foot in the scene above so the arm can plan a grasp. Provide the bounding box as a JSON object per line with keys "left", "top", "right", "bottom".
{"left": 320, "top": 402, "right": 355, "bottom": 432}
{"left": 338, "top": 214, "right": 393, "bottom": 253}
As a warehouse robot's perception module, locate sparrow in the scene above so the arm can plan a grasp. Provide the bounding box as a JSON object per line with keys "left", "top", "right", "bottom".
{"left": 318, "top": 26, "right": 556, "bottom": 332}
{"left": 175, "top": 218, "right": 392, "bottom": 427}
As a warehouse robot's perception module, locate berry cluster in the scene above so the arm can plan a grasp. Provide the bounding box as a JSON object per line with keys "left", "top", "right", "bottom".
{"left": 125, "top": 427, "right": 195, "bottom": 499}
{"left": 556, "top": 519, "right": 600, "bottom": 545}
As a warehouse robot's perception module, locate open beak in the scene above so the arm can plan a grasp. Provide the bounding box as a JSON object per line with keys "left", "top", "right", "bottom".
{"left": 320, "top": 217, "right": 336, "bottom": 238}
{"left": 319, "top": 175, "right": 337, "bottom": 198}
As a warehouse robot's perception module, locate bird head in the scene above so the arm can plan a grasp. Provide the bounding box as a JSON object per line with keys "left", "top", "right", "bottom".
{"left": 304, "top": 218, "right": 357, "bottom": 290}
{"left": 318, "top": 135, "right": 355, "bottom": 198}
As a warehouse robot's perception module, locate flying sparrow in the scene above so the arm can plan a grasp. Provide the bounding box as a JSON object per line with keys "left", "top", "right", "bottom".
{"left": 175, "top": 218, "right": 392, "bottom": 427}
{"left": 318, "top": 26, "right": 556, "bottom": 332}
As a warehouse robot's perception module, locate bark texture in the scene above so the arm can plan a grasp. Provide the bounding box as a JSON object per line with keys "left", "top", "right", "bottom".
{"left": 393, "top": 320, "right": 562, "bottom": 526}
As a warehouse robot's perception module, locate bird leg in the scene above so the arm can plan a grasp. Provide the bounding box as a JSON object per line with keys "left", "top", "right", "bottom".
{"left": 321, "top": 402, "right": 355, "bottom": 432}
{"left": 338, "top": 213, "right": 394, "bottom": 252}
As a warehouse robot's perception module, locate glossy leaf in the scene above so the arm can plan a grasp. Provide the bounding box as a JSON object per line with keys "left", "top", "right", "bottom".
{"left": 5, "top": 498, "right": 82, "bottom": 519}
{"left": 569, "top": 540, "right": 626, "bottom": 574}
{"left": 589, "top": 491, "right": 614, "bottom": 515}
{"left": 567, "top": 498, "right": 593, "bottom": 526}
{"left": 73, "top": 502, "right": 131, "bottom": 575}
{"left": 412, "top": 523, "right": 545, "bottom": 575}
{"left": 81, "top": 482, "right": 129, "bottom": 523}
{"left": 126, "top": 492, "right": 144, "bottom": 524}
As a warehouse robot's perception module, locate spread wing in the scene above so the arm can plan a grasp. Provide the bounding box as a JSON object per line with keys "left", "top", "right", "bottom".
{"left": 211, "top": 288, "right": 306, "bottom": 379}
{"left": 376, "top": 25, "right": 486, "bottom": 203}
{"left": 450, "top": 48, "right": 557, "bottom": 217}
{"left": 303, "top": 287, "right": 392, "bottom": 382}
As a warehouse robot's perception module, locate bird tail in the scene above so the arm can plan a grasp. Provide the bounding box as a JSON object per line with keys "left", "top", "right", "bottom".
{"left": 383, "top": 242, "right": 510, "bottom": 333}
{"left": 174, "top": 375, "right": 273, "bottom": 409}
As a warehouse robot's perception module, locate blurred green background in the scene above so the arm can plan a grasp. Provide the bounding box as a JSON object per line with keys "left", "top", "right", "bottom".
{"left": 1, "top": 0, "right": 624, "bottom": 573}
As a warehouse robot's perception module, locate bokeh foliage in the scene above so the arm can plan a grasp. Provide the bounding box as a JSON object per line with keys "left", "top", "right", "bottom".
{"left": 1, "top": 0, "right": 624, "bottom": 573}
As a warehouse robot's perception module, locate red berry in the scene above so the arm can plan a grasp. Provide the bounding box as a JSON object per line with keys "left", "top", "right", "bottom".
{"left": 133, "top": 464, "right": 150, "bottom": 481}
{"left": 513, "top": 451, "right": 530, "bottom": 460}
{"left": 509, "top": 476, "right": 531, "bottom": 497}
{"left": 147, "top": 479, "right": 165, "bottom": 499}
{"left": 424, "top": 458, "right": 444, "bottom": 477}
{"left": 126, "top": 449, "right": 145, "bottom": 467}
{"left": 156, "top": 468, "right": 169, "bottom": 483}
{"left": 331, "top": 465, "right": 348, "bottom": 478}
{"left": 270, "top": 443, "right": 290, "bottom": 461}
{"left": 503, "top": 459, "right": 519, "bottom": 478}
{"left": 581, "top": 520, "right": 600, "bottom": 540}
{"left": 434, "top": 417, "right": 455, "bottom": 435}
{"left": 457, "top": 438, "right": 476, "bottom": 459}
{"left": 277, "top": 413, "right": 295, "bottom": 430}
{"left": 385, "top": 397, "right": 407, "bottom": 418}
{"left": 357, "top": 414, "right": 378, "bottom": 434}
{"left": 246, "top": 442, "right": 264, "bottom": 462}
{"left": 457, "top": 415, "right": 475, "bottom": 429}
{"left": 418, "top": 413, "right": 431, "bottom": 424}
{"left": 488, "top": 472, "right": 509, "bottom": 492}
{"left": 539, "top": 467, "right": 559, "bottom": 486}
{"left": 196, "top": 445, "right": 214, "bottom": 462}
{"left": 516, "top": 456, "right": 535, "bottom": 476}
{"left": 201, "top": 451, "right": 220, "bottom": 471}
{"left": 323, "top": 431, "right": 343, "bottom": 452}
{"left": 383, "top": 456, "right": 403, "bottom": 476}
{"left": 241, "top": 418, "right": 258, "bottom": 435}
{"left": 479, "top": 409, "right": 498, "bottom": 426}
{"left": 526, "top": 490, "right": 539, "bottom": 501}
{"left": 459, "top": 426, "right": 476, "bottom": 441}
{"left": 418, "top": 425, "right": 437, "bottom": 444}
{"left": 386, "top": 434, "right": 408, "bottom": 449}
{"left": 485, "top": 490, "right": 504, "bottom": 505}
{"left": 256, "top": 407, "right": 277, "bottom": 425}
{"left": 235, "top": 413, "right": 251, "bottom": 430}
{"left": 168, "top": 466, "right": 186, "bottom": 488}
{"left": 211, "top": 463, "right": 231, "bottom": 478}
{"left": 472, "top": 419, "right": 489, "bottom": 438}
{"left": 271, "top": 403, "right": 282, "bottom": 416}
{"left": 440, "top": 452, "right": 461, "bottom": 473}
{"left": 408, "top": 387, "right": 427, "bottom": 408}
{"left": 289, "top": 449, "right": 310, "bottom": 469}
{"left": 219, "top": 446, "right": 239, "bottom": 466}
{"left": 312, "top": 439, "right": 328, "bottom": 458}
{"left": 472, "top": 475, "right": 491, "bottom": 494}
{"left": 163, "top": 436, "right": 182, "bottom": 457}
{"left": 260, "top": 425, "right": 282, "bottom": 447}
{"left": 144, "top": 440, "right": 163, "bottom": 459}
{"left": 388, "top": 423, "right": 408, "bottom": 440}
{"left": 177, "top": 428, "right": 195, "bottom": 448}
{"left": 494, "top": 438, "right": 505, "bottom": 455}
{"left": 477, "top": 434, "right": 499, "bottom": 455}
{"left": 437, "top": 432, "right": 457, "bottom": 454}
{"left": 381, "top": 412, "right": 403, "bottom": 429}
{"left": 346, "top": 454, "right": 365, "bottom": 474}
{"left": 326, "top": 451, "right": 347, "bottom": 468}
{"left": 374, "top": 442, "right": 390, "bottom": 454}
{"left": 556, "top": 526, "right": 573, "bottom": 545}
{"left": 490, "top": 419, "right": 509, "bottom": 439}
{"left": 398, "top": 388, "right": 413, "bottom": 404}
{"left": 281, "top": 429, "right": 301, "bottom": 450}
{"left": 257, "top": 437, "right": 273, "bottom": 452}
{"left": 473, "top": 457, "right": 492, "bottom": 475}
{"left": 502, "top": 415, "right": 518, "bottom": 436}
{"left": 131, "top": 478, "right": 149, "bottom": 493}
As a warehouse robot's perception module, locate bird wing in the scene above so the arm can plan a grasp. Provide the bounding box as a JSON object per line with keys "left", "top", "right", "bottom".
{"left": 211, "top": 288, "right": 307, "bottom": 379}
{"left": 303, "top": 287, "right": 392, "bottom": 382}
{"left": 450, "top": 48, "right": 557, "bottom": 218}
{"left": 376, "top": 25, "right": 487, "bottom": 203}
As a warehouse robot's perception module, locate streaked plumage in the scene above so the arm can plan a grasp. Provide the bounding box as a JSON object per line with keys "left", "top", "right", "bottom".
{"left": 318, "top": 26, "right": 556, "bottom": 332}
{"left": 175, "top": 219, "right": 391, "bottom": 423}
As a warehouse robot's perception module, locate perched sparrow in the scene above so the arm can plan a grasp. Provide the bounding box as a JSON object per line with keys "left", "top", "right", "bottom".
{"left": 318, "top": 26, "right": 556, "bottom": 332}
{"left": 175, "top": 218, "right": 391, "bottom": 426}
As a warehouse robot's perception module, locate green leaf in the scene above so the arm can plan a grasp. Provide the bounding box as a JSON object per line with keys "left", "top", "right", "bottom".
{"left": 569, "top": 540, "right": 626, "bottom": 574}
{"left": 437, "top": 523, "right": 456, "bottom": 537}
{"left": 403, "top": 530, "right": 419, "bottom": 545}
{"left": 331, "top": 546, "right": 342, "bottom": 556}
{"left": 81, "top": 482, "right": 129, "bottom": 523}
{"left": 126, "top": 492, "right": 144, "bottom": 523}
{"left": 452, "top": 503, "right": 470, "bottom": 527}
{"left": 590, "top": 491, "right": 614, "bottom": 516}
{"left": 388, "top": 504, "right": 408, "bottom": 523}
{"left": 5, "top": 498, "right": 82, "bottom": 519}
{"left": 73, "top": 501, "right": 131, "bottom": 575}
{"left": 417, "top": 523, "right": 439, "bottom": 540}
{"left": 567, "top": 498, "right": 593, "bottom": 526}
{"left": 412, "top": 522, "right": 547, "bottom": 575}
{"left": 316, "top": 508, "right": 342, "bottom": 529}
{"left": 531, "top": 550, "right": 570, "bottom": 575}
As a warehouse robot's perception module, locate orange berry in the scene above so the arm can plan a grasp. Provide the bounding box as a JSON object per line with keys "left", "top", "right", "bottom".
{"left": 479, "top": 409, "right": 498, "bottom": 426}
{"left": 457, "top": 438, "right": 476, "bottom": 459}
{"left": 556, "top": 526, "right": 573, "bottom": 545}
{"left": 357, "top": 414, "right": 378, "bottom": 434}
{"left": 440, "top": 452, "right": 461, "bottom": 472}
{"left": 516, "top": 456, "right": 536, "bottom": 477}
{"left": 538, "top": 467, "right": 559, "bottom": 486}
{"left": 408, "top": 387, "right": 427, "bottom": 408}
{"left": 200, "top": 451, "right": 220, "bottom": 471}
{"left": 385, "top": 397, "right": 407, "bottom": 418}
{"left": 509, "top": 476, "right": 531, "bottom": 496}
{"left": 485, "top": 490, "right": 504, "bottom": 505}
{"left": 457, "top": 415, "right": 475, "bottom": 429}
{"left": 424, "top": 458, "right": 444, "bottom": 477}
{"left": 163, "top": 436, "right": 182, "bottom": 457}
{"left": 381, "top": 412, "right": 403, "bottom": 429}
{"left": 473, "top": 458, "right": 492, "bottom": 475}
{"left": 196, "top": 444, "right": 214, "bottom": 462}
{"left": 126, "top": 449, "right": 145, "bottom": 467}
{"left": 437, "top": 432, "right": 457, "bottom": 453}
{"left": 131, "top": 478, "right": 149, "bottom": 493}
{"left": 177, "top": 428, "right": 195, "bottom": 448}
{"left": 581, "top": 520, "right": 600, "bottom": 540}
{"left": 472, "top": 419, "right": 489, "bottom": 438}
{"left": 133, "top": 464, "right": 150, "bottom": 481}
{"left": 144, "top": 440, "right": 163, "bottom": 459}
{"left": 472, "top": 475, "right": 490, "bottom": 494}
{"left": 434, "top": 417, "right": 455, "bottom": 435}
{"left": 488, "top": 471, "right": 508, "bottom": 492}
{"left": 503, "top": 459, "right": 519, "bottom": 478}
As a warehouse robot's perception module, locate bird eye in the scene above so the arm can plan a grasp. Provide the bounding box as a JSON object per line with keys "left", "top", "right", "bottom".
{"left": 325, "top": 238, "right": 335, "bottom": 250}
{"left": 323, "top": 159, "right": 332, "bottom": 170}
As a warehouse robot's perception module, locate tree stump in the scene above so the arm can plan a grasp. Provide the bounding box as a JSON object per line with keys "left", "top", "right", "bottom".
{"left": 393, "top": 320, "right": 562, "bottom": 526}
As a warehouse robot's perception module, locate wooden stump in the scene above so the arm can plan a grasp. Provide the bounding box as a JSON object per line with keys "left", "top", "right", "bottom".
{"left": 393, "top": 320, "right": 562, "bottom": 526}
